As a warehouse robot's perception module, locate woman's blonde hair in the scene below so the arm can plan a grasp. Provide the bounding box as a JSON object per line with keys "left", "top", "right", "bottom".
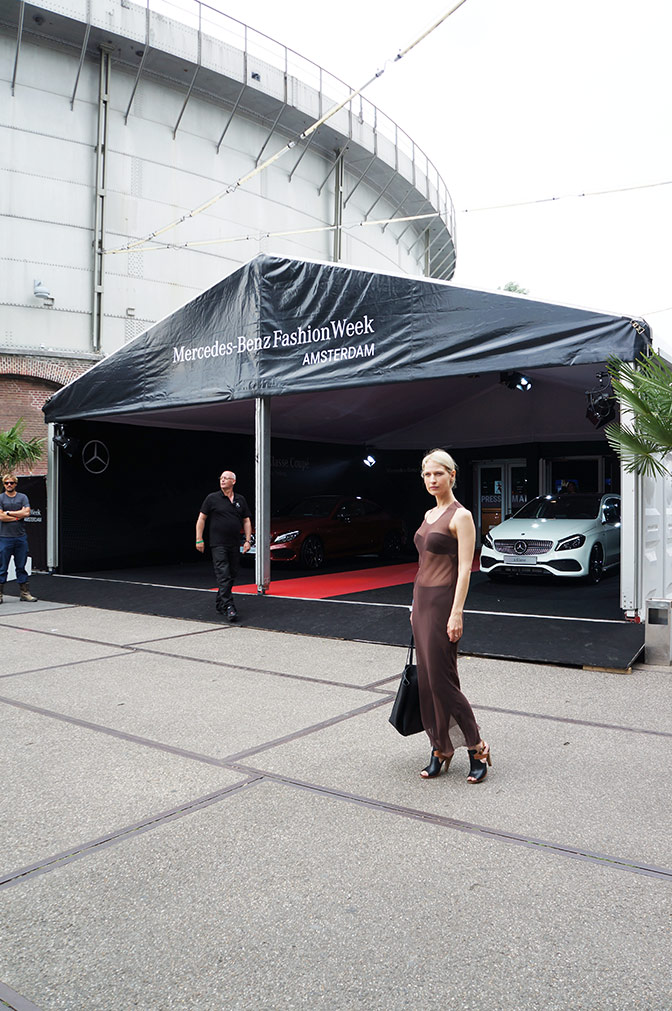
{"left": 421, "top": 449, "right": 457, "bottom": 481}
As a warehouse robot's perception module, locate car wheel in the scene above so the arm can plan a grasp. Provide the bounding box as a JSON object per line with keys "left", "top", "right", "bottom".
{"left": 381, "top": 531, "right": 402, "bottom": 558}
{"left": 588, "top": 543, "right": 604, "bottom": 584}
{"left": 300, "top": 535, "right": 324, "bottom": 570}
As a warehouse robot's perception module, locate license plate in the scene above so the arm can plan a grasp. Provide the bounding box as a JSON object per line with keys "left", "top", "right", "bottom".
{"left": 503, "top": 554, "right": 537, "bottom": 566}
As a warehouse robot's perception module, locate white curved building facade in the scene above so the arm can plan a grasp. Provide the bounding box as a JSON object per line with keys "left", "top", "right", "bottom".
{"left": 0, "top": 0, "right": 455, "bottom": 408}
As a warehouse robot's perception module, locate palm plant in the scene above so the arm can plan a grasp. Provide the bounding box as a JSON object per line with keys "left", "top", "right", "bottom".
{"left": 0, "top": 418, "right": 45, "bottom": 477}
{"left": 605, "top": 351, "right": 672, "bottom": 478}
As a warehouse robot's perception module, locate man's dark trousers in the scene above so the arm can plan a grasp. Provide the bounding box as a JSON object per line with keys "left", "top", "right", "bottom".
{"left": 212, "top": 545, "right": 240, "bottom": 612}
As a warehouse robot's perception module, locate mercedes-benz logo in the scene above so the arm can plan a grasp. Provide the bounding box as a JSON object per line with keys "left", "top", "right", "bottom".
{"left": 514, "top": 540, "right": 527, "bottom": 555}
{"left": 82, "top": 440, "right": 110, "bottom": 475}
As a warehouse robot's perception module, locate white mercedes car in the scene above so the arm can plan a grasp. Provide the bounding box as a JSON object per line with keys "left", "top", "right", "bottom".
{"left": 479, "top": 493, "right": 621, "bottom": 583}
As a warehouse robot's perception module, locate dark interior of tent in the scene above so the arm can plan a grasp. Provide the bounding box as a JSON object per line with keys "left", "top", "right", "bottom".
{"left": 52, "top": 355, "right": 624, "bottom": 570}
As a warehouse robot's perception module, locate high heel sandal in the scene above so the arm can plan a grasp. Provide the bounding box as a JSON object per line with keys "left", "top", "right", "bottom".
{"left": 420, "top": 750, "right": 453, "bottom": 778}
{"left": 467, "top": 741, "right": 492, "bottom": 784}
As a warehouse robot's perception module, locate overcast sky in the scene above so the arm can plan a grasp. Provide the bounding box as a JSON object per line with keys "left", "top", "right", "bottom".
{"left": 205, "top": 0, "right": 671, "bottom": 338}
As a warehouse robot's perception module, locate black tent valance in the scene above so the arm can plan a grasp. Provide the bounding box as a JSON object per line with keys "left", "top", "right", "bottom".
{"left": 44, "top": 254, "right": 650, "bottom": 424}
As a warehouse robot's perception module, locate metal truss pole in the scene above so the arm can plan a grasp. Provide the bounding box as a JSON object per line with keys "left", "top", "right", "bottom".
{"left": 255, "top": 397, "right": 271, "bottom": 594}
{"left": 46, "top": 424, "right": 59, "bottom": 571}
{"left": 92, "top": 45, "right": 113, "bottom": 353}
{"left": 333, "top": 149, "right": 344, "bottom": 262}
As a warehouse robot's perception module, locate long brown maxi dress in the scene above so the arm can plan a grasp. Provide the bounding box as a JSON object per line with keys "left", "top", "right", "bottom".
{"left": 413, "top": 500, "right": 480, "bottom": 757}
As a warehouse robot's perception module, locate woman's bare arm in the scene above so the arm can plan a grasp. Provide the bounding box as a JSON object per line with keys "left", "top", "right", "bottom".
{"left": 447, "top": 507, "right": 476, "bottom": 642}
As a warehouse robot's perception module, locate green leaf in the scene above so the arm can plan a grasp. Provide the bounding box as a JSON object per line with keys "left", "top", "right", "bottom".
{"left": 0, "top": 418, "right": 45, "bottom": 475}
{"left": 605, "top": 351, "right": 672, "bottom": 476}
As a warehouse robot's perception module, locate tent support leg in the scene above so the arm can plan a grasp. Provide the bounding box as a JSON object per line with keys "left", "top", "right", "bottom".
{"left": 255, "top": 397, "right": 271, "bottom": 594}
{"left": 46, "top": 423, "right": 59, "bottom": 571}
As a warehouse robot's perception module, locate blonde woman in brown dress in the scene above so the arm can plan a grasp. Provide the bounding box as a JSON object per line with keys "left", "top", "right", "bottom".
{"left": 412, "top": 449, "right": 492, "bottom": 783}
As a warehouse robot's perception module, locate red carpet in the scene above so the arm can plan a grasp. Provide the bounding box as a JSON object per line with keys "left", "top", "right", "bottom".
{"left": 231, "top": 552, "right": 481, "bottom": 599}
{"left": 234, "top": 562, "right": 419, "bottom": 599}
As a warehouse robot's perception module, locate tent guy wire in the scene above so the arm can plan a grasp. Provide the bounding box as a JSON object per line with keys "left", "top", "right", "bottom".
{"left": 105, "top": 212, "right": 441, "bottom": 255}
{"left": 461, "top": 179, "right": 672, "bottom": 214}
{"left": 104, "top": 0, "right": 469, "bottom": 256}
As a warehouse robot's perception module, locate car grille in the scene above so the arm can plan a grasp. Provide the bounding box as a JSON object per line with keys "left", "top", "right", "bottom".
{"left": 494, "top": 539, "right": 553, "bottom": 555}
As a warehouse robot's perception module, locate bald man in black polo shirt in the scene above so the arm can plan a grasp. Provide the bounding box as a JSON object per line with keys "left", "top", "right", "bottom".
{"left": 196, "top": 470, "right": 252, "bottom": 621}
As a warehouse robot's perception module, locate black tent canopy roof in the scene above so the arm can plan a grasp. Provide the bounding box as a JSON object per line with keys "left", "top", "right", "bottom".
{"left": 43, "top": 254, "right": 650, "bottom": 448}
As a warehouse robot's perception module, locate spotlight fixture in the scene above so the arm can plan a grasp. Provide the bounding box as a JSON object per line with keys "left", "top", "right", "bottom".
{"left": 500, "top": 370, "right": 532, "bottom": 392}
{"left": 363, "top": 454, "right": 376, "bottom": 468}
{"left": 52, "top": 426, "right": 79, "bottom": 459}
{"left": 585, "top": 373, "right": 616, "bottom": 429}
{"left": 33, "top": 280, "right": 51, "bottom": 300}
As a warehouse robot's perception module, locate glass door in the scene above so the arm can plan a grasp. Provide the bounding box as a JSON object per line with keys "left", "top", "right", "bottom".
{"left": 475, "top": 460, "right": 529, "bottom": 543}
{"left": 478, "top": 465, "right": 503, "bottom": 543}
{"left": 540, "top": 456, "right": 610, "bottom": 495}
{"left": 510, "top": 464, "right": 529, "bottom": 513}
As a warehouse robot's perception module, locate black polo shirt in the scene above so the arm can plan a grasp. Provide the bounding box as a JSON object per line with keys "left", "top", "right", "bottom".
{"left": 200, "top": 491, "right": 251, "bottom": 547}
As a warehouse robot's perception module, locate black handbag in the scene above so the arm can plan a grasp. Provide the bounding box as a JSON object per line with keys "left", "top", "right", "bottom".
{"left": 388, "top": 638, "right": 424, "bottom": 736}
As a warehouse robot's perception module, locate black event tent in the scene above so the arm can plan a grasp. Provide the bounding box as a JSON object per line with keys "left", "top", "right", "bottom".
{"left": 44, "top": 253, "right": 650, "bottom": 446}
{"left": 43, "top": 253, "right": 651, "bottom": 594}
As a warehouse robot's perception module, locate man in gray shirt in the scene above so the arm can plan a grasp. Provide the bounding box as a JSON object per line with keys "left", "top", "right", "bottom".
{"left": 0, "top": 474, "right": 37, "bottom": 603}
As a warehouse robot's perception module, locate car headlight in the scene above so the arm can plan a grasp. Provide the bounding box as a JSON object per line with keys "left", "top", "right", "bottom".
{"left": 556, "top": 534, "right": 586, "bottom": 551}
{"left": 273, "top": 529, "right": 300, "bottom": 544}
{"left": 483, "top": 532, "right": 494, "bottom": 549}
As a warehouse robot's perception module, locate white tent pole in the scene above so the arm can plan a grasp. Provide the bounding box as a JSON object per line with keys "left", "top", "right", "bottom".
{"left": 254, "top": 397, "right": 271, "bottom": 594}
{"left": 46, "top": 423, "right": 59, "bottom": 570}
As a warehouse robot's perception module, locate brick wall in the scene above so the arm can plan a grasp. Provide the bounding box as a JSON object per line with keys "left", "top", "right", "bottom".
{"left": 0, "top": 355, "right": 95, "bottom": 475}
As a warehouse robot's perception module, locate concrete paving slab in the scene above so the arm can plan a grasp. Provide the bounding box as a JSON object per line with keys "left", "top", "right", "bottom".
{"left": 2, "top": 607, "right": 670, "bottom": 1010}
{"left": 457, "top": 654, "right": 672, "bottom": 734}
{"left": 0, "top": 706, "right": 245, "bottom": 870}
{"left": 134, "top": 624, "right": 407, "bottom": 687}
{"left": 0, "top": 626, "right": 129, "bottom": 679}
{"left": 0, "top": 605, "right": 222, "bottom": 646}
{"left": 246, "top": 703, "right": 672, "bottom": 869}
{"left": 0, "top": 780, "right": 668, "bottom": 1011}
{"left": 0, "top": 650, "right": 377, "bottom": 760}
{"left": 0, "top": 596, "right": 74, "bottom": 616}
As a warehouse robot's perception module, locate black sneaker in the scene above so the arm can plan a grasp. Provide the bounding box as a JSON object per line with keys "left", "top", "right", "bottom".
{"left": 226, "top": 604, "right": 239, "bottom": 623}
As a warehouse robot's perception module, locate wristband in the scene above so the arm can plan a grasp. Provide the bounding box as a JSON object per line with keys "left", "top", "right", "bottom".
{"left": 196, "top": 540, "right": 204, "bottom": 544}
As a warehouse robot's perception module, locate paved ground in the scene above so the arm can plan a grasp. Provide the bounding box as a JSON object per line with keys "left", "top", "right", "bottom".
{"left": 0, "top": 590, "right": 670, "bottom": 1010}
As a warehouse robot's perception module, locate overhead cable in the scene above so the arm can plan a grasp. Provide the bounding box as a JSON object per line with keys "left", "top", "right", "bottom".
{"left": 105, "top": 0, "right": 469, "bottom": 255}
{"left": 460, "top": 179, "right": 672, "bottom": 214}
{"left": 107, "top": 211, "right": 440, "bottom": 255}
{"left": 394, "top": 0, "right": 470, "bottom": 61}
